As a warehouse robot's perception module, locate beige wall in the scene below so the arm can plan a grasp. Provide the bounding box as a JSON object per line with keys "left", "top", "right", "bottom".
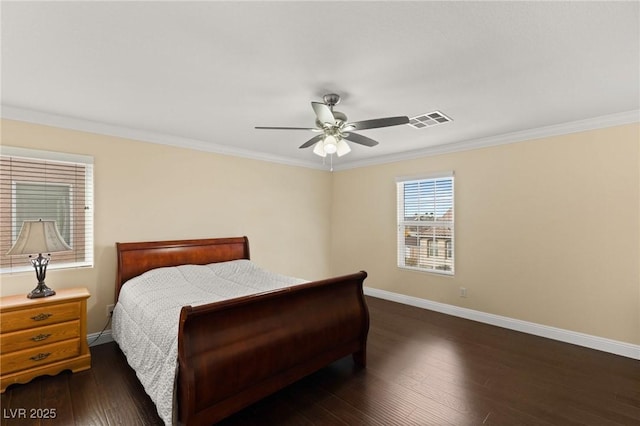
{"left": 2, "top": 118, "right": 638, "bottom": 346}
{"left": 0, "top": 119, "right": 333, "bottom": 333}
{"left": 331, "top": 124, "right": 640, "bottom": 345}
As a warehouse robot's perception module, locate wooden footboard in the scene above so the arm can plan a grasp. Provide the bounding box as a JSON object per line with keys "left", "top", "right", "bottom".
{"left": 115, "top": 237, "right": 368, "bottom": 425}
{"left": 177, "top": 271, "right": 368, "bottom": 425}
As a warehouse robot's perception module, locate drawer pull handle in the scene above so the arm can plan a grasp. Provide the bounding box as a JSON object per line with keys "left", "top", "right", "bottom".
{"left": 31, "top": 313, "right": 52, "bottom": 321}
{"left": 31, "top": 333, "right": 52, "bottom": 342}
{"left": 30, "top": 352, "right": 51, "bottom": 362}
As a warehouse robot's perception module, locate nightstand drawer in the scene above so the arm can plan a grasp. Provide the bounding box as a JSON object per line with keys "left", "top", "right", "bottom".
{"left": 0, "top": 339, "right": 80, "bottom": 375}
{"left": 1, "top": 301, "right": 80, "bottom": 332}
{"left": 1, "top": 320, "right": 80, "bottom": 353}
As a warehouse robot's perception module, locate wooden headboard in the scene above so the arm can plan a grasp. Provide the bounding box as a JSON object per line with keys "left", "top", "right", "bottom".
{"left": 115, "top": 236, "right": 250, "bottom": 301}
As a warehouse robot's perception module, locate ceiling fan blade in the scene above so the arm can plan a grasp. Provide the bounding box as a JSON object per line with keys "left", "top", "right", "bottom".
{"left": 343, "top": 132, "right": 379, "bottom": 147}
{"left": 311, "top": 102, "right": 336, "bottom": 126}
{"left": 255, "top": 126, "right": 319, "bottom": 131}
{"left": 299, "top": 134, "right": 324, "bottom": 149}
{"left": 348, "top": 116, "right": 410, "bottom": 131}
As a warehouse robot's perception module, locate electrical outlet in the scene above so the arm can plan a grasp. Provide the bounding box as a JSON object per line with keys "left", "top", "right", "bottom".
{"left": 106, "top": 304, "right": 115, "bottom": 317}
{"left": 459, "top": 287, "right": 467, "bottom": 298}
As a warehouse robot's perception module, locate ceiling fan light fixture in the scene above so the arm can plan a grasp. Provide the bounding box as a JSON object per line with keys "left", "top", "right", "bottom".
{"left": 336, "top": 139, "right": 351, "bottom": 157}
{"left": 323, "top": 135, "right": 338, "bottom": 154}
{"left": 313, "top": 141, "right": 327, "bottom": 157}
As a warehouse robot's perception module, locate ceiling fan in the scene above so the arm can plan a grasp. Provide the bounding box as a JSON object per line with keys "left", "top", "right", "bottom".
{"left": 255, "top": 93, "right": 409, "bottom": 158}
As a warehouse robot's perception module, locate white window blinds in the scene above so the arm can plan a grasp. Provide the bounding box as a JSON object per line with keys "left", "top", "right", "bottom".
{"left": 397, "top": 172, "right": 454, "bottom": 274}
{"left": 1, "top": 147, "right": 94, "bottom": 272}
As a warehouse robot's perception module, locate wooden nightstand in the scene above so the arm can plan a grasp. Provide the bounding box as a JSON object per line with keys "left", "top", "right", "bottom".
{"left": 0, "top": 287, "right": 91, "bottom": 392}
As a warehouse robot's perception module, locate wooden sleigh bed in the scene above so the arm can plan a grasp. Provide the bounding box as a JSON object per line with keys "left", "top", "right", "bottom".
{"left": 114, "top": 236, "right": 369, "bottom": 425}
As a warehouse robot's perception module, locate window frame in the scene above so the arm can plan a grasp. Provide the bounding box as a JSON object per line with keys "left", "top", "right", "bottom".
{"left": 396, "top": 172, "right": 455, "bottom": 275}
{"left": 1, "top": 146, "right": 94, "bottom": 274}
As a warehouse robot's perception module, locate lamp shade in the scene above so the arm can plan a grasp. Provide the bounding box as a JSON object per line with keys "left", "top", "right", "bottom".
{"left": 7, "top": 220, "right": 72, "bottom": 255}
{"left": 336, "top": 139, "right": 351, "bottom": 157}
{"left": 323, "top": 135, "right": 338, "bottom": 154}
{"left": 313, "top": 141, "right": 327, "bottom": 157}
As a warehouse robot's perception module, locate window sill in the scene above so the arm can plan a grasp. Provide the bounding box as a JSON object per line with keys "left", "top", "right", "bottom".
{"left": 397, "top": 265, "right": 455, "bottom": 277}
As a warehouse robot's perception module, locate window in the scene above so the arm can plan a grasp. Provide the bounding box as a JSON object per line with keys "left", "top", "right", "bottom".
{"left": 1, "top": 147, "right": 94, "bottom": 273}
{"left": 427, "top": 239, "right": 437, "bottom": 257}
{"left": 397, "top": 172, "right": 454, "bottom": 274}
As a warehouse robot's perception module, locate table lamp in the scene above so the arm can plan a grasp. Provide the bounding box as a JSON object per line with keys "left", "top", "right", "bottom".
{"left": 6, "top": 219, "right": 72, "bottom": 298}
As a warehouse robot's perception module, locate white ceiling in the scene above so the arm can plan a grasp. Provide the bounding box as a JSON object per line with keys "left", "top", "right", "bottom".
{"left": 2, "top": 1, "right": 639, "bottom": 170}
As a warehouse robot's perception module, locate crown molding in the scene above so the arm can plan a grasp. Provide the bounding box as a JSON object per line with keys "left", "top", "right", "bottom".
{"left": 2, "top": 105, "right": 637, "bottom": 172}
{"left": 0, "top": 105, "right": 325, "bottom": 170}
{"left": 333, "top": 109, "right": 640, "bottom": 171}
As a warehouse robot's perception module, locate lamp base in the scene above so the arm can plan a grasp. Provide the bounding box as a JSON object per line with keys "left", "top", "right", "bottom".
{"left": 27, "top": 283, "right": 56, "bottom": 299}
{"left": 26, "top": 254, "right": 56, "bottom": 298}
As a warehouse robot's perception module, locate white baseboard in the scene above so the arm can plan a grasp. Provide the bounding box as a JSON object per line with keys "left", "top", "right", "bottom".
{"left": 364, "top": 287, "right": 640, "bottom": 360}
{"left": 87, "top": 329, "right": 114, "bottom": 347}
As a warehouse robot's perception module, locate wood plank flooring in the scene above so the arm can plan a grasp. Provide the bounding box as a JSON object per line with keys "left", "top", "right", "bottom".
{"left": 2, "top": 296, "right": 639, "bottom": 425}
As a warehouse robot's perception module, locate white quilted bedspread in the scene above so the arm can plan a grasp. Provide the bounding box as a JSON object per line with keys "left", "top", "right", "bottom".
{"left": 111, "top": 259, "right": 306, "bottom": 425}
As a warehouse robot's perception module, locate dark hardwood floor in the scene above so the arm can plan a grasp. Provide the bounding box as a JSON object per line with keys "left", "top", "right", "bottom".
{"left": 2, "top": 296, "right": 639, "bottom": 425}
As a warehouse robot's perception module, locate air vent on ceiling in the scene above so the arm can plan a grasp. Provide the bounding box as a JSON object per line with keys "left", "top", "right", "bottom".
{"left": 408, "top": 111, "right": 452, "bottom": 129}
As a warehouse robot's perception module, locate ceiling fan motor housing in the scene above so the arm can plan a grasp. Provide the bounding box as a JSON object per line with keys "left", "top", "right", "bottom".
{"left": 317, "top": 110, "right": 347, "bottom": 128}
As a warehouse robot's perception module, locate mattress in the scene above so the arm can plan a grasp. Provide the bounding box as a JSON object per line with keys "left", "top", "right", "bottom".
{"left": 111, "top": 259, "right": 307, "bottom": 425}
